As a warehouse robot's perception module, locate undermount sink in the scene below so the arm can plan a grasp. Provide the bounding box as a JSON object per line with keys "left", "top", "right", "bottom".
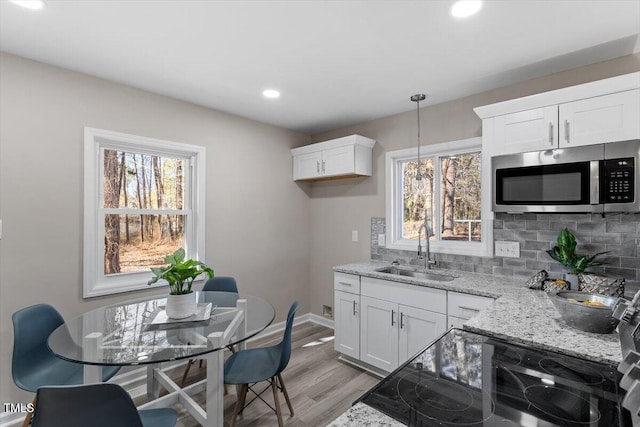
{"left": 375, "top": 266, "right": 455, "bottom": 282}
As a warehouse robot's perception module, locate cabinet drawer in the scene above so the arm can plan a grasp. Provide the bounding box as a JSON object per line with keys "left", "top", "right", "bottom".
{"left": 361, "top": 277, "right": 446, "bottom": 314}
{"left": 448, "top": 292, "right": 494, "bottom": 320}
{"left": 334, "top": 272, "right": 360, "bottom": 294}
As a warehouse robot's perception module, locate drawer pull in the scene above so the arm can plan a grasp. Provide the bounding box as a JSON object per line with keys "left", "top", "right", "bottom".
{"left": 458, "top": 305, "right": 480, "bottom": 313}
{"left": 338, "top": 281, "right": 352, "bottom": 287}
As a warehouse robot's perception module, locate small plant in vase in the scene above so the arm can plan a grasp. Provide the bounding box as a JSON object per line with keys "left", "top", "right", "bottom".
{"left": 147, "top": 248, "right": 214, "bottom": 319}
{"left": 546, "top": 228, "right": 606, "bottom": 289}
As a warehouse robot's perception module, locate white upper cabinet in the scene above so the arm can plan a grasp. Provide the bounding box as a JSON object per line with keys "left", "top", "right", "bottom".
{"left": 476, "top": 73, "right": 640, "bottom": 157}
{"left": 559, "top": 89, "right": 640, "bottom": 148}
{"left": 493, "top": 105, "right": 559, "bottom": 154}
{"left": 291, "top": 134, "right": 376, "bottom": 181}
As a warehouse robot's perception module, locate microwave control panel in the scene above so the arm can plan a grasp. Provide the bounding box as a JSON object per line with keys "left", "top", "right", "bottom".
{"left": 602, "top": 157, "right": 635, "bottom": 203}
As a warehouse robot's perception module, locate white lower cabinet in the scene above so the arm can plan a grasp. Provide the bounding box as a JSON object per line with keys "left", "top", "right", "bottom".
{"left": 358, "top": 276, "right": 448, "bottom": 372}
{"left": 360, "top": 295, "right": 447, "bottom": 372}
{"left": 334, "top": 290, "right": 360, "bottom": 359}
{"left": 333, "top": 272, "right": 494, "bottom": 373}
{"left": 360, "top": 295, "right": 398, "bottom": 371}
{"left": 398, "top": 304, "right": 447, "bottom": 363}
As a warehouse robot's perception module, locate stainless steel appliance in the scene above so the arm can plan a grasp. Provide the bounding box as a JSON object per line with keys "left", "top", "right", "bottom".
{"left": 492, "top": 140, "right": 640, "bottom": 213}
{"left": 613, "top": 290, "right": 640, "bottom": 425}
{"left": 358, "top": 329, "right": 631, "bottom": 426}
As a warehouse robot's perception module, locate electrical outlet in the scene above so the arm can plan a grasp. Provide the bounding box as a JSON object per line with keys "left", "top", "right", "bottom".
{"left": 378, "top": 233, "right": 386, "bottom": 247}
{"left": 495, "top": 241, "right": 520, "bottom": 258}
{"left": 351, "top": 230, "right": 358, "bottom": 242}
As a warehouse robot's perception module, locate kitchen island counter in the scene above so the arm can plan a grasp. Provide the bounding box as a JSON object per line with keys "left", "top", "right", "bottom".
{"left": 334, "top": 261, "right": 622, "bottom": 365}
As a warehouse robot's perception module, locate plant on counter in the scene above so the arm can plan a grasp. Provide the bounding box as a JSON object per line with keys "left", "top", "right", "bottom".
{"left": 147, "top": 248, "right": 214, "bottom": 295}
{"left": 546, "top": 228, "right": 607, "bottom": 275}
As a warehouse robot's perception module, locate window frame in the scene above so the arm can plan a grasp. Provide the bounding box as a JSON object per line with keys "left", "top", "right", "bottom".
{"left": 83, "top": 127, "right": 206, "bottom": 298}
{"left": 385, "top": 137, "right": 492, "bottom": 257}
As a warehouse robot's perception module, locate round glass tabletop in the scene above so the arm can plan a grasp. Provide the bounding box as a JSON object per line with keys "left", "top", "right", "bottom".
{"left": 48, "top": 291, "right": 275, "bottom": 366}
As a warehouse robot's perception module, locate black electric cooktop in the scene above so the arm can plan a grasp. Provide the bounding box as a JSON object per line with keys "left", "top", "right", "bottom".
{"left": 359, "top": 329, "right": 631, "bottom": 427}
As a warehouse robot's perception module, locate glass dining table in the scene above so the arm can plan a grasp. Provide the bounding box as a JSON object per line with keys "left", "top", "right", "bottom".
{"left": 48, "top": 291, "right": 275, "bottom": 427}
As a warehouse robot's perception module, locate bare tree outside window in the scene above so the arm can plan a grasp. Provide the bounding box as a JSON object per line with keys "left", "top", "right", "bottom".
{"left": 103, "top": 150, "right": 186, "bottom": 274}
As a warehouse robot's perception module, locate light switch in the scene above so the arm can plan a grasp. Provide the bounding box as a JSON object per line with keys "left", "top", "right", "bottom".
{"left": 495, "top": 241, "right": 520, "bottom": 258}
{"left": 351, "top": 230, "right": 358, "bottom": 242}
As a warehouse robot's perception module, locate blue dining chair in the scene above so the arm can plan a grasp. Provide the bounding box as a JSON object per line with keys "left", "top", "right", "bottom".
{"left": 12, "top": 304, "right": 121, "bottom": 426}
{"left": 203, "top": 275, "right": 238, "bottom": 293}
{"left": 181, "top": 275, "right": 240, "bottom": 385}
{"left": 29, "top": 383, "right": 177, "bottom": 427}
{"left": 224, "top": 301, "right": 299, "bottom": 427}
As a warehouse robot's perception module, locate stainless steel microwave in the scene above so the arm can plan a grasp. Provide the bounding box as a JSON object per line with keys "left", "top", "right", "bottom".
{"left": 492, "top": 140, "right": 639, "bottom": 213}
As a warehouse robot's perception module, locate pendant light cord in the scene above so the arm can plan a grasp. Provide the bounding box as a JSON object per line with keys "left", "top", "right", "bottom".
{"left": 411, "top": 94, "right": 426, "bottom": 180}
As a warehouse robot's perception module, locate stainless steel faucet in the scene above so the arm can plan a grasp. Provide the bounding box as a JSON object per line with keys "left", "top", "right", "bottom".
{"left": 417, "top": 221, "right": 436, "bottom": 270}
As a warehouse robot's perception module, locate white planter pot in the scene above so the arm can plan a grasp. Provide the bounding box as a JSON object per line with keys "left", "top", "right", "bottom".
{"left": 166, "top": 292, "right": 197, "bottom": 319}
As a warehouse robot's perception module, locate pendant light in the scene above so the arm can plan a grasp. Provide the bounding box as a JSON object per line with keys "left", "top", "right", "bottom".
{"left": 411, "top": 94, "right": 426, "bottom": 191}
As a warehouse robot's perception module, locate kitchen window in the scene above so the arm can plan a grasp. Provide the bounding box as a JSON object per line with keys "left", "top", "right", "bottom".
{"left": 83, "top": 127, "right": 206, "bottom": 297}
{"left": 385, "top": 137, "right": 492, "bottom": 257}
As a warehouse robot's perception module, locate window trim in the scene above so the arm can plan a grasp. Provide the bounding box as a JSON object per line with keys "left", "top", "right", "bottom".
{"left": 83, "top": 127, "right": 206, "bottom": 298}
{"left": 385, "top": 137, "right": 493, "bottom": 257}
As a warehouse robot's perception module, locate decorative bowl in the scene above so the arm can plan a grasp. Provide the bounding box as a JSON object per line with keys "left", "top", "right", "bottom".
{"left": 549, "top": 291, "right": 621, "bottom": 334}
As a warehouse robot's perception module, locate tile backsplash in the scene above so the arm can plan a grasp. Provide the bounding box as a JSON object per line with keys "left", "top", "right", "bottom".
{"left": 371, "top": 213, "right": 640, "bottom": 298}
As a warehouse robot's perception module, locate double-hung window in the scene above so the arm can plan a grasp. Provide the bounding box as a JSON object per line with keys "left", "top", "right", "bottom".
{"left": 84, "top": 128, "right": 206, "bottom": 297}
{"left": 385, "top": 137, "right": 492, "bottom": 257}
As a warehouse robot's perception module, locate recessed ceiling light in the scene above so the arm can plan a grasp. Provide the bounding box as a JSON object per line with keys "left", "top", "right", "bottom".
{"left": 262, "top": 89, "right": 281, "bottom": 99}
{"left": 10, "top": 0, "right": 46, "bottom": 10}
{"left": 450, "top": 0, "right": 482, "bottom": 18}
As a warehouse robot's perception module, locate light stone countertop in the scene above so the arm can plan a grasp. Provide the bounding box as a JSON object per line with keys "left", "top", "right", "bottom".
{"left": 333, "top": 261, "right": 622, "bottom": 365}
{"left": 326, "top": 402, "right": 404, "bottom": 426}
{"left": 329, "top": 261, "right": 624, "bottom": 427}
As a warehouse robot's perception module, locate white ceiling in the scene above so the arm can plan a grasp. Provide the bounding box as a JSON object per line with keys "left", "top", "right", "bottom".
{"left": 1, "top": 0, "right": 639, "bottom": 135}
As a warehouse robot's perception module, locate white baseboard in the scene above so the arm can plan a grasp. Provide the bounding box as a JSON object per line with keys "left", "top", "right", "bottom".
{"left": 0, "top": 314, "right": 334, "bottom": 427}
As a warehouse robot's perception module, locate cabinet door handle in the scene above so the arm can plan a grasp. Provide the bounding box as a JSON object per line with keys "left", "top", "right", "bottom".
{"left": 322, "top": 160, "right": 326, "bottom": 173}
{"left": 353, "top": 301, "right": 357, "bottom": 316}
{"left": 338, "top": 281, "right": 352, "bottom": 287}
{"left": 391, "top": 310, "right": 396, "bottom": 326}
{"left": 400, "top": 312, "right": 405, "bottom": 329}
{"left": 548, "top": 122, "right": 554, "bottom": 145}
{"left": 316, "top": 161, "right": 320, "bottom": 173}
{"left": 564, "top": 120, "right": 570, "bottom": 143}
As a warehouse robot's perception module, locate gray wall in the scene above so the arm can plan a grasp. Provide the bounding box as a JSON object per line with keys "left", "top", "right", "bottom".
{"left": 308, "top": 53, "right": 640, "bottom": 317}
{"left": 0, "top": 53, "right": 312, "bottom": 405}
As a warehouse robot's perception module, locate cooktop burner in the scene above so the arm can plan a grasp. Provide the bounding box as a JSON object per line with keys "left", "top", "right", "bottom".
{"left": 359, "top": 329, "right": 630, "bottom": 427}
{"left": 398, "top": 372, "right": 495, "bottom": 425}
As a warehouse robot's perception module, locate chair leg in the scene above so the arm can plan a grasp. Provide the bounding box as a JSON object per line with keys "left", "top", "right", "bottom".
{"left": 231, "top": 384, "right": 248, "bottom": 427}
{"left": 278, "top": 373, "right": 294, "bottom": 416}
{"left": 181, "top": 359, "right": 196, "bottom": 386}
{"left": 21, "top": 398, "right": 35, "bottom": 427}
{"left": 271, "top": 377, "right": 284, "bottom": 427}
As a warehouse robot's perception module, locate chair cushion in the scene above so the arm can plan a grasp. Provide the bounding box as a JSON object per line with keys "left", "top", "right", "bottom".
{"left": 224, "top": 345, "right": 281, "bottom": 384}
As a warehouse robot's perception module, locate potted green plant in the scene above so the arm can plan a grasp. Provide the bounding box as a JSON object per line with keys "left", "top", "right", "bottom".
{"left": 546, "top": 228, "right": 606, "bottom": 288}
{"left": 147, "top": 248, "right": 214, "bottom": 319}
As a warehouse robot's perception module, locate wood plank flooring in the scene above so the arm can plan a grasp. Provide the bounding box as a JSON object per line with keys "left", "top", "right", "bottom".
{"left": 138, "top": 322, "right": 379, "bottom": 426}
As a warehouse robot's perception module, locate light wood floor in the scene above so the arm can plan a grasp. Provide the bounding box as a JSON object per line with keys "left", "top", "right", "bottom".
{"left": 140, "top": 322, "right": 379, "bottom": 426}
